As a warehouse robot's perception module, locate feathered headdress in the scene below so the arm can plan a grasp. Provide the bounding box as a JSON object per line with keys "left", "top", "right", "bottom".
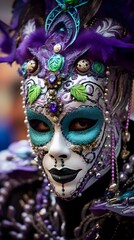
{"left": 0, "top": 0, "right": 134, "bottom": 72}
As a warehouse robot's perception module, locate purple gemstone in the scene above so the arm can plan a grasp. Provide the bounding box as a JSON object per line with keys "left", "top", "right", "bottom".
{"left": 50, "top": 102, "right": 58, "bottom": 113}
{"left": 49, "top": 74, "right": 56, "bottom": 83}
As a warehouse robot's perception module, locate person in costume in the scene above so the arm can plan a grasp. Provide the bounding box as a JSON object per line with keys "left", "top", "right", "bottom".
{"left": 0, "top": 0, "right": 134, "bottom": 239}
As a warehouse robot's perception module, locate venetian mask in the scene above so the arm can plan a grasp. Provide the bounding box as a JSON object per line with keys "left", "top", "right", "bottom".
{"left": 17, "top": 1, "right": 131, "bottom": 200}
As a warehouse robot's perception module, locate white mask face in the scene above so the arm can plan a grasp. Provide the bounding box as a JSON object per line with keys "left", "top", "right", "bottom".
{"left": 26, "top": 69, "right": 122, "bottom": 199}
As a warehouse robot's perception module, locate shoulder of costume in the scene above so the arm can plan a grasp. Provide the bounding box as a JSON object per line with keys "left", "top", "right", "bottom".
{"left": 0, "top": 140, "right": 39, "bottom": 183}
{"left": 90, "top": 119, "right": 134, "bottom": 218}
{"left": 0, "top": 140, "right": 42, "bottom": 220}
{"left": 0, "top": 139, "right": 40, "bottom": 200}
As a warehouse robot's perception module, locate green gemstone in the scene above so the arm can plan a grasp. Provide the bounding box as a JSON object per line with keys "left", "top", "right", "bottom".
{"left": 61, "top": 4, "right": 67, "bottom": 11}
{"left": 48, "top": 54, "right": 64, "bottom": 72}
{"left": 64, "top": 0, "right": 79, "bottom": 5}
{"left": 92, "top": 62, "right": 105, "bottom": 74}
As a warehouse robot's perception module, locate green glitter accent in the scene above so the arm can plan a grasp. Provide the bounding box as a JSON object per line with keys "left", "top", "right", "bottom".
{"left": 70, "top": 84, "right": 87, "bottom": 102}
{"left": 92, "top": 62, "right": 105, "bottom": 75}
{"left": 64, "top": 0, "right": 79, "bottom": 5}
{"left": 28, "top": 84, "right": 41, "bottom": 104}
{"left": 48, "top": 54, "right": 64, "bottom": 72}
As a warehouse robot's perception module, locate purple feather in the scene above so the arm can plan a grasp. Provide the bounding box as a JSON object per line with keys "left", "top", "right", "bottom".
{"left": 11, "top": 0, "right": 30, "bottom": 30}
{"left": 0, "top": 21, "right": 14, "bottom": 54}
{"left": 16, "top": 28, "right": 47, "bottom": 63}
{"left": 66, "top": 30, "right": 134, "bottom": 71}
{"left": 0, "top": 20, "right": 16, "bottom": 63}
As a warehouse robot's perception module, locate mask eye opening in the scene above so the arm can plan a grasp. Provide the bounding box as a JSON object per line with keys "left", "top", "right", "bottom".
{"left": 29, "top": 119, "right": 50, "bottom": 133}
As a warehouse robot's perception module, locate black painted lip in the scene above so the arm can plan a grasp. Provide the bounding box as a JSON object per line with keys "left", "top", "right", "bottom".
{"left": 49, "top": 168, "right": 81, "bottom": 184}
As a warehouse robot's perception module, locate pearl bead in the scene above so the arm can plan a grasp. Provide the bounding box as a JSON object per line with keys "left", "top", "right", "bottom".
{"left": 98, "top": 161, "right": 103, "bottom": 167}
{"left": 44, "top": 234, "right": 49, "bottom": 238}
{"left": 40, "top": 208, "right": 46, "bottom": 216}
{"left": 106, "top": 70, "right": 110, "bottom": 76}
{"left": 93, "top": 167, "right": 97, "bottom": 172}
{"left": 53, "top": 43, "right": 62, "bottom": 53}
{"left": 48, "top": 224, "right": 53, "bottom": 229}
{"left": 24, "top": 119, "right": 28, "bottom": 124}
{"left": 108, "top": 183, "right": 118, "bottom": 192}
{"left": 52, "top": 231, "right": 57, "bottom": 236}
{"left": 104, "top": 99, "right": 108, "bottom": 103}
{"left": 122, "top": 131, "right": 131, "bottom": 142}
{"left": 123, "top": 163, "right": 133, "bottom": 174}
{"left": 4, "top": 182, "right": 11, "bottom": 188}
{"left": 96, "top": 172, "right": 101, "bottom": 179}
{"left": 119, "top": 172, "right": 128, "bottom": 182}
{"left": 17, "top": 233, "right": 24, "bottom": 239}
{"left": 0, "top": 195, "right": 4, "bottom": 204}
{"left": 129, "top": 155, "right": 134, "bottom": 165}
{"left": 24, "top": 216, "right": 31, "bottom": 223}
{"left": 104, "top": 92, "right": 108, "bottom": 97}
{"left": 34, "top": 233, "right": 40, "bottom": 240}
{"left": 105, "top": 88, "right": 108, "bottom": 92}
{"left": 105, "top": 110, "right": 109, "bottom": 115}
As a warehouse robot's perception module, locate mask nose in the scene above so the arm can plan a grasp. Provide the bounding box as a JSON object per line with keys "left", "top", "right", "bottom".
{"left": 48, "top": 129, "right": 71, "bottom": 161}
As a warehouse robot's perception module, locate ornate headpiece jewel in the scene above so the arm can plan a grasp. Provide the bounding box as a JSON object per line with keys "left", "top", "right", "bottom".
{"left": 45, "top": 0, "right": 90, "bottom": 47}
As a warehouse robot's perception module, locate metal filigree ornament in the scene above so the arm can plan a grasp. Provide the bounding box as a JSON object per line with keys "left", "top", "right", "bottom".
{"left": 45, "top": 0, "right": 90, "bottom": 48}
{"left": 44, "top": 71, "right": 65, "bottom": 122}
{"left": 41, "top": 0, "right": 91, "bottom": 120}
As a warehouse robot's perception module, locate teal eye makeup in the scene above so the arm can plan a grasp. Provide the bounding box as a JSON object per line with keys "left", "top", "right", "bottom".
{"left": 26, "top": 108, "right": 54, "bottom": 146}
{"left": 61, "top": 106, "right": 104, "bottom": 145}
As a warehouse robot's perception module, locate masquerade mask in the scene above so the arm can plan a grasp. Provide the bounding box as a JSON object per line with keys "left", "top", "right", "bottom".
{"left": 0, "top": 0, "right": 133, "bottom": 200}
{"left": 18, "top": 10, "right": 131, "bottom": 198}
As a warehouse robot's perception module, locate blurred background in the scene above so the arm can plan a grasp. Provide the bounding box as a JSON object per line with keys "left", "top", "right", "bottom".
{"left": 0, "top": 1, "right": 134, "bottom": 151}
{"left": 0, "top": 1, "right": 27, "bottom": 150}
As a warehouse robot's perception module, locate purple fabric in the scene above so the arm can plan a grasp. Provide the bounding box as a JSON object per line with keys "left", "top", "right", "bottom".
{"left": 98, "top": 0, "right": 134, "bottom": 34}
{"left": 7, "top": 167, "right": 38, "bottom": 180}
{"left": 90, "top": 200, "right": 134, "bottom": 217}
